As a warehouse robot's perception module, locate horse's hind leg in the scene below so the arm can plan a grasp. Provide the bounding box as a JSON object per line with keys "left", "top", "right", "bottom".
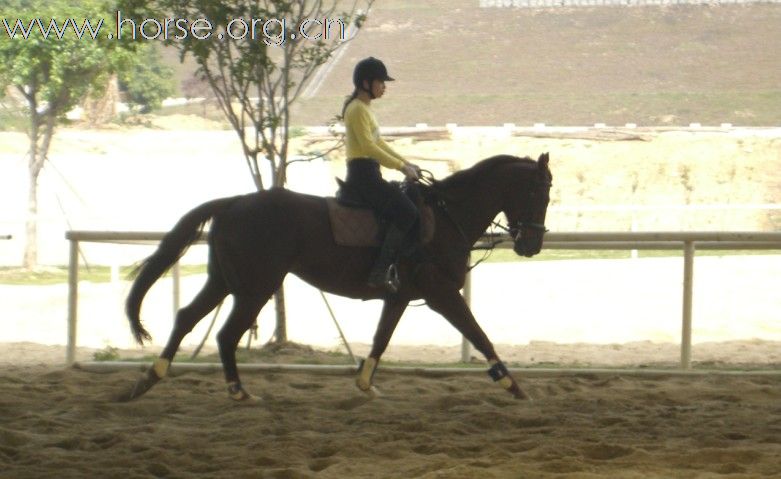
{"left": 119, "top": 275, "right": 228, "bottom": 402}
{"left": 159, "top": 275, "right": 228, "bottom": 366}
{"left": 216, "top": 293, "right": 268, "bottom": 401}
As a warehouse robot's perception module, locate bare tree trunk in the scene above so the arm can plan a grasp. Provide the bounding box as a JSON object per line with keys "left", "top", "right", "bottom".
{"left": 273, "top": 289, "right": 287, "bottom": 342}
{"left": 23, "top": 169, "right": 39, "bottom": 269}
{"left": 23, "top": 99, "right": 42, "bottom": 270}
{"left": 271, "top": 147, "right": 288, "bottom": 343}
{"left": 23, "top": 103, "right": 55, "bottom": 269}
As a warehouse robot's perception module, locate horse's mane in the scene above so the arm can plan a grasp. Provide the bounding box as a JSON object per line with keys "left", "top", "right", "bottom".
{"left": 437, "top": 155, "right": 536, "bottom": 192}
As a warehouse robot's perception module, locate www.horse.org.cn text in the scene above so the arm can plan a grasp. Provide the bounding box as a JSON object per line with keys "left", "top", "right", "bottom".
{"left": 1, "top": 11, "right": 349, "bottom": 46}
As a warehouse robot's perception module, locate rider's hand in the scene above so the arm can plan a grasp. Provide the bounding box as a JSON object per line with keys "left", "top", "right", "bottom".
{"left": 401, "top": 163, "right": 421, "bottom": 181}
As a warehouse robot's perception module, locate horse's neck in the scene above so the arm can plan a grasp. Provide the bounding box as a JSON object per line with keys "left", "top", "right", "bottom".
{"left": 440, "top": 176, "right": 507, "bottom": 246}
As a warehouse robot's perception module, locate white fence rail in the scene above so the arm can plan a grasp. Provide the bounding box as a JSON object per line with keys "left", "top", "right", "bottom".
{"left": 65, "top": 230, "right": 781, "bottom": 369}
{"left": 479, "top": 0, "right": 781, "bottom": 7}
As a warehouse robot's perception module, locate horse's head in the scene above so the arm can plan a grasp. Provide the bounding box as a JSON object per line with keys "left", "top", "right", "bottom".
{"left": 503, "top": 153, "right": 552, "bottom": 257}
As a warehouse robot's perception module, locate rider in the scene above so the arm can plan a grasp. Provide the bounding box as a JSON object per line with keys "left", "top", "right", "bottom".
{"left": 341, "top": 57, "right": 421, "bottom": 292}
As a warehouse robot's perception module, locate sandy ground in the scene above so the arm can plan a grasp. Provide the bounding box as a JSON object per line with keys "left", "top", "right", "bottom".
{"left": 2, "top": 254, "right": 781, "bottom": 479}
{"left": 3, "top": 257, "right": 781, "bottom": 478}
{"left": 0, "top": 355, "right": 780, "bottom": 478}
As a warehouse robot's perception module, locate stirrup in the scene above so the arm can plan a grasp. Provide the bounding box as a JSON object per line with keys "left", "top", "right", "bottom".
{"left": 369, "top": 263, "right": 400, "bottom": 293}
{"left": 385, "top": 264, "right": 400, "bottom": 293}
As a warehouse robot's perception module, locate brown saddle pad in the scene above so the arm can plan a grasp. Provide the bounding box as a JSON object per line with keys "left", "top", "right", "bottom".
{"left": 326, "top": 198, "right": 435, "bottom": 247}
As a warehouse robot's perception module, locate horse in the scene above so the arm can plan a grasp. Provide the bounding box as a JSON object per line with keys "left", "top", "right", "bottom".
{"left": 121, "top": 153, "right": 552, "bottom": 402}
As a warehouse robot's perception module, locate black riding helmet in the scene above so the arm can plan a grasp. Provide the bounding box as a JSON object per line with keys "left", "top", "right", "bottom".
{"left": 353, "top": 57, "right": 394, "bottom": 99}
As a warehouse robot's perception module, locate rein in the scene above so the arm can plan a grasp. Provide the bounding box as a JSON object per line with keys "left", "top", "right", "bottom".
{"left": 419, "top": 172, "right": 510, "bottom": 271}
{"left": 418, "top": 168, "right": 549, "bottom": 272}
{"left": 418, "top": 171, "right": 471, "bottom": 249}
{"left": 467, "top": 224, "right": 505, "bottom": 272}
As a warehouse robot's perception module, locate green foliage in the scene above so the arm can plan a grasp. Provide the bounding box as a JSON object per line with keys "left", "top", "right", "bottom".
{"left": 0, "top": 0, "right": 175, "bottom": 118}
{"left": 289, "top": 125, "right": 306, "bottom": 138}
{"left": 0, "top": 264, "right": 207, "bottom": 285}
{"left": 117, "top": 43, "right": 175, "bottom": 112}
{"left": 0, "top": 0, "right": 125, "bottom": 122}
{"left": 93, "top": 346, "right": 120, "bottom": 361}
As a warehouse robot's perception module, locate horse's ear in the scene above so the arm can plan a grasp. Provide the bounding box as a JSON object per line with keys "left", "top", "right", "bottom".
{"left": 538, "top": 152, "right": 549, "bottom": 168}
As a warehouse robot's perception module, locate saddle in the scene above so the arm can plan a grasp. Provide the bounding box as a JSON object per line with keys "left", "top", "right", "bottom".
{"left": 326, "top": 179, "right": 435, "bottom": 248}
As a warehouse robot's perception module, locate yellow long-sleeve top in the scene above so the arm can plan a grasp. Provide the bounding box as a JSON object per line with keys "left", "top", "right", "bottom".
{"left": 344, "top": 99, "right": 406, "bottom": 170}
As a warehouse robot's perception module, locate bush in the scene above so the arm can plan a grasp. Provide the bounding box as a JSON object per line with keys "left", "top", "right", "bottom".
{"left": 93, "top": 346, "right": 120, "bottom": 361}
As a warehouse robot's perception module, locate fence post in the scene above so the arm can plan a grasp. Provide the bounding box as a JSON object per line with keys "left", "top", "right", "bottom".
{"left": 681, "top": 241, "right": 695, "bottom": 369}
{"left": 67, "top": 239, "right": 79, "bottom": 366}
{"left": 461, "top": 256, "right": 472, "bottom": 363}
{"left": 172, "top": 261, "right": 181, "bottom": 317}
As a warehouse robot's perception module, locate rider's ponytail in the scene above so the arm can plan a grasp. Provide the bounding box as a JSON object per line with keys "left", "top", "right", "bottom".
{"left": 341, "top": 89, "right": 359, "bottom": 119}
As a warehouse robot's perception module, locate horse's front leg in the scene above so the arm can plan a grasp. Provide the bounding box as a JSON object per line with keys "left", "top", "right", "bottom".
{"left": 420, "top": 270, "right": 532, "bottom": 400}
{"left": 356, "top": 297, "right": 409, "bottom": 397}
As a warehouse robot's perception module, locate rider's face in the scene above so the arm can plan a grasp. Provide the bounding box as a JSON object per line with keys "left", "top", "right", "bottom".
{"left": 370, "top": 80, "right": 386, "bottom": 99}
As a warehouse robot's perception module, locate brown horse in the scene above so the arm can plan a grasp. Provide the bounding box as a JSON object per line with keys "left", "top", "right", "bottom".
{"left": 122, "top": 153, "right": 552, "bottom": 402}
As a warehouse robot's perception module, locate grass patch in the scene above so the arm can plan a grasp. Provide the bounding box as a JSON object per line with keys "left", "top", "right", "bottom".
{"left": 0, "top": 264, "right": 207, "bottom": 285}
{"left": 93, "top": 346, "right": 121, "bottom": 361}
{"left": 480, "top": 248, "right": 781, "bottom": 263}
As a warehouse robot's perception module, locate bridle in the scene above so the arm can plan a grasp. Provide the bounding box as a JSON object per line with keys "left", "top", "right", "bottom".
{"left": 507, "top": 175, "right": 552, "bottom": 241}
{"left": 417, "top": 168, "right": 551, "bottom": 268}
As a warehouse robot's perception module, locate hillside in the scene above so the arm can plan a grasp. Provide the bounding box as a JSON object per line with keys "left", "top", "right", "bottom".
{"left": 288, "top": 2, "right": 781, "bottom": 126}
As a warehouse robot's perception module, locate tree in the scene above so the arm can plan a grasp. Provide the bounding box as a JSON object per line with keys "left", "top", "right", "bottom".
{"left": 119, "top": 0, "right": 372, "bottom": 341}
{"left": 0, "top": 0, "right": 138, "bottom": 268}
{"left": 118, "top": 43, "right": 175, "bottom": 113}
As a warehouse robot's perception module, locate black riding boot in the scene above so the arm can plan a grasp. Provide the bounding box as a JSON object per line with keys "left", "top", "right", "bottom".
{"left": 368, "top": 224, "right": 407, "bottom": 293}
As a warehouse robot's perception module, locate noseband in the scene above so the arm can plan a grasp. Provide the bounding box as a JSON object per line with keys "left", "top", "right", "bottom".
{"left": 508, "top": 174, "right": 552, "bottom": 241}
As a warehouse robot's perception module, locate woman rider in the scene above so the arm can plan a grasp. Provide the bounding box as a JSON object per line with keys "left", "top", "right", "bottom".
{"left": 342, "top": 57, "right": 421, "bottom": 293}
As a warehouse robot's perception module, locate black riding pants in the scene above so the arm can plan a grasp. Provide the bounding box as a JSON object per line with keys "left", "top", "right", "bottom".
{"left": 345, "top": 158, "right": 418, "bottom": 232}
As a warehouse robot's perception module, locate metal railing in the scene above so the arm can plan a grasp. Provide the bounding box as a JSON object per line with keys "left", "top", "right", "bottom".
{"left": 65, "top": 230, "right": 781, "bottom": 369}
{"left": 464, "top": 231, "right": 781, "bottom": 368}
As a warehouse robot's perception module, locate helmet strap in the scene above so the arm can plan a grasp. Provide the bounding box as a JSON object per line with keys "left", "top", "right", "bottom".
{"left": 360, "top": 79, "right": 376, "bottom": 100}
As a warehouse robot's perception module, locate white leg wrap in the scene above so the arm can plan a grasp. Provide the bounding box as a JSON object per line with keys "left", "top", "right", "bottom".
{"left": 356, "top": 357, "right": 381, "bottom": 397}
{"left": 152, "top": 358, "right": 170, "bottom": 379}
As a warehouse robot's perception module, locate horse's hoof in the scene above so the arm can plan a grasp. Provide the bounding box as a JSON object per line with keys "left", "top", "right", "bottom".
{"left": 355, "top": 380, "right": 381, "bottom": 399}
{"left": 361, "top": 385, "right": 381, "bottom": 399}
{"left": 511, "top": 384, "right": 533, "bottom": 401}
{"left": 228, "top": 383, "right": 260, "bottom": 403}
{"left": 117, "top": 370, "right": 161, "bottom": 402}
{"left": 230, "top": 392, "right": 261, "bottom": 403}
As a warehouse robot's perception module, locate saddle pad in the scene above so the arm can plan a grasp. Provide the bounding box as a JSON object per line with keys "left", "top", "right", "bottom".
{"left": 326, "top": 198, "right": 435, "bottom": 247}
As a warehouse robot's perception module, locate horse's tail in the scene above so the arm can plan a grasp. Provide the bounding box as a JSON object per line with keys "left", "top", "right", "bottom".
{"left": 126, "top": 196, "right": 238, "bottom": 344}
